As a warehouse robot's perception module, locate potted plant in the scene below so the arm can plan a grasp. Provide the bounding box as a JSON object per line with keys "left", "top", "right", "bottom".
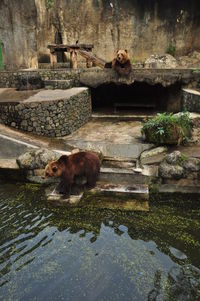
{"left": 142, "top": 112, "right": 192, "bottom": 145}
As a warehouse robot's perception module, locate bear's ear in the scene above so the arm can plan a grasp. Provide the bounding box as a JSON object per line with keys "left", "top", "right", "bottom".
{"left": 125, "top": 49, "right": 128, "bottom": 53}
{"left": 57, "top": 155, "right": 68, "bottom": 164}
{"left": 115, "top": 49, "right": 119, "bottom": 54}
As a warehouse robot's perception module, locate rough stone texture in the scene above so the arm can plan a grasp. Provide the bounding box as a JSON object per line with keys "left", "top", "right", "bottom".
{"left": 159, "top": 150, "right": 200, "bottom": 180}
{"left": 144, "top": 54, "right": 178, "bottom": 69}
{"left": 182, "top": 88, "right": 200, "bottom": 113}
{"left": 44, "top": 79, "right": 73, "bottom": 90}
{"left": 0, "top": 1, "right": 200, "bottom": 69}
{"left": 0, "top": 88, "right": 91, "bottom": 137}
{"left": 165, "top": 151, "right": 182, "bottom": 164}
{"left": 80, "top": 68, "right": 199, "bottom": 88}
{"left": 140, "top": 147, "right": 167, "bottom": 159}
{"left": 17, "top": 73, "right": 44, "bottom": 90}
{"left": 17, "top": 148, "right": 58, "bottom": 169}
{"left": 183, "top": 157, "right": 200, "bottom": 172}
{"left": 0, "top": 69, "right": 199, "bottom": 90}
{"left": 159, "top": 162, "right": 184, "bottom": 179}
{"left": 0, "top": 70, "right": 79, "bottom": 88}
{"left": 177, "top": 51, "right": 200, "bottom": 68}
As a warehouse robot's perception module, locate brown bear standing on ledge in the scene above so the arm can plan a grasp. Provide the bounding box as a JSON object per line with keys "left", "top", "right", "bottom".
{"left": 105, "top": 49, "right": 132, "bottom": 76}
{"left": 44, "top": 151, "right": 101, "bottom": 196}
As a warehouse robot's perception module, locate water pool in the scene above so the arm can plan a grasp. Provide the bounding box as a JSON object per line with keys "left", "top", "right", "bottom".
{"left": 0, "top": 184, "right": 200, "bottom": 301}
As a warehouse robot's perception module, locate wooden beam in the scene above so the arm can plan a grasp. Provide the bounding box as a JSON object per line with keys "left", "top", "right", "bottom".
{"left": 78, "top": 49, "right": 106, "bottom": 68}
{"left": 49, "top": 51, "right": 57, "bottom": 68}
{"left": 70, "top": 50, "right": 78, "bottom": 69}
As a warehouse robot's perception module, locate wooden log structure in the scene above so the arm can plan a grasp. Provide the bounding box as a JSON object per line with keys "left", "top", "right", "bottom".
{"left": 48, "top": 43, "right": 106, "bottom": 69}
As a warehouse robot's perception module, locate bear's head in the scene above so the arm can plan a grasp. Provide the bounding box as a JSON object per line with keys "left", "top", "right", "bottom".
{"left": 44, "top": 155, "right": 67, "bottom": 178}
{"left": 116, "top": 49, "right": 129, "bottom": 64}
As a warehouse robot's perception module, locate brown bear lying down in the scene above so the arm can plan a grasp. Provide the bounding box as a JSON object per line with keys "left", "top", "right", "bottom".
{"left": 105, "top": 49, "right": 132, "bottom": 76}
{"left": 45, "top": 151, "right": 101, "bottom": 196}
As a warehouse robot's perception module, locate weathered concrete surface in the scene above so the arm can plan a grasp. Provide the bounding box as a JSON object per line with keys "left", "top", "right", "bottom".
{"left": 1, "top": 1, "right": 200, "bottom": 69}
{"left": 63, "top": 119, "right": 153, "bottom": 159}
{"left": 80, "top": 69, "right": 199, "bottom": 88}
{"left": 0, "top": 133, "right": 38, "bottom": 159}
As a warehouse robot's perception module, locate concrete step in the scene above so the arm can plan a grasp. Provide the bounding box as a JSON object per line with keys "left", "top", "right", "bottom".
{"left": 92, "top": 113, "right": 156, "bottom": 122}
{"left": 83, "top": 182, "right": 149, "bottom": 211}
{"left": 99, "top": 167, "right": 149, "bottom": 185}
{"left": 44, "top": 79, "right": 74, "bottom": 89}
{"left": 46, "top": 182, "right": 149, "bottom": 211}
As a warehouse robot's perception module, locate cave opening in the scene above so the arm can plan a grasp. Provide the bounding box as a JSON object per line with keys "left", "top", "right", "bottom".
{"left": 91, "top": 82, "right": 182, "bottom": 114}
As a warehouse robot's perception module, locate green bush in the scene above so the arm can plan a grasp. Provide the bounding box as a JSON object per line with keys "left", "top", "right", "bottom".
{"left": 142, "top": 112, "right": 192, "bottom": 145}
{"left": 166, "top": 44, "right": 176, "bottom": 57}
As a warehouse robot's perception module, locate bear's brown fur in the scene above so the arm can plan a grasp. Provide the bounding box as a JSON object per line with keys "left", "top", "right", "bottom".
{"left": 45, "top": 151, "right": 101, "bottom": 196}
{"left": 111, "top": 49, "right": 132, "bottom": 75}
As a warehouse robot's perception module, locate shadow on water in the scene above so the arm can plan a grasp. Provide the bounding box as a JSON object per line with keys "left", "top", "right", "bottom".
{"left": 0, "top": 183, "right": 200, "bottom": 301}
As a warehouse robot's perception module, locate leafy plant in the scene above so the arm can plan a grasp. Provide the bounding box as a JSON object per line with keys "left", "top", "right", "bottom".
{"left": 142, "top": 112, "right": 192, "bottom": 145}
{"left": 45, "top": 0, "right": 54, "bottom": 9}
{"left": 166, "top": 44, "right": 176, "bottom": 57}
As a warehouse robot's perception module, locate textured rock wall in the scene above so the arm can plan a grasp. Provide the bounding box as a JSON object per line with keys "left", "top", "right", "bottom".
{"left": 0, "top": 88, "right": 91, "bottom": 137}
{"left": 0, "top": 0, "right": 200, "bottom": 69}
{"left": 0, "top": 0, "right": 38, "bottom": 69}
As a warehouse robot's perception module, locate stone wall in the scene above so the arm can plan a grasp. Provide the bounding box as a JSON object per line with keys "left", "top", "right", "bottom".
{"left": 182, "top": 88, "right": 200, "bottom": 113}
{"left": 0, "top": 69, "right": 199, "bottom": 89}
{"left": 0, "top": 88, "right": 91, "bottom": 137}
{"left": 0, "top": 0, "right": 200, "bottom": 69}
{"left": 0, "top": 70, "right": 79, "bottom": 88}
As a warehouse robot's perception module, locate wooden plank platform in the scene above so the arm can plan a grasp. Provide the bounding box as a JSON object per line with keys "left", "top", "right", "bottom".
{"left": 48, "top": 43, "right": 106, "bottom": 69}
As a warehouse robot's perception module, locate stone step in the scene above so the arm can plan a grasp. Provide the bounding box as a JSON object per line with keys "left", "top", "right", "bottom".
{"left": 46, "top": 183, "right": 149, "bottom": 211}
{"left": 44, "top": 79, "right": 74, "bottom": 89}
{"left": 99, "top": 167, "right": 150, "bottom": 185}
{"left": 92, "top": 113, "right": 155, "bottom": 122}
{"left": 83, "top": 182, "right": 149, "bottom": 211}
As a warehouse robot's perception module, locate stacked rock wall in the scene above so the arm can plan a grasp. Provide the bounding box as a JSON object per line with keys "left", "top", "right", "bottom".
{"left": 0, "top": 88, "right": 91, "bottom": 137}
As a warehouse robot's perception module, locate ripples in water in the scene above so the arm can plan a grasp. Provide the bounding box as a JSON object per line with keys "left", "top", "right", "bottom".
{"left": 0, "top": 183, "right": 200, "bottom": 301}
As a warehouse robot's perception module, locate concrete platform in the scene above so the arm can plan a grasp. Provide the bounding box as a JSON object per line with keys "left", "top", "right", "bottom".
{"left": 63, "top": 119, "right": 153, "bottom": 159}
{"left": 0, "top": 87, "right": 87, "bottom": 104}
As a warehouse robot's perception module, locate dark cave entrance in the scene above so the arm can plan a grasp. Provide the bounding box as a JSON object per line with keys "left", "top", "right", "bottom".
{"left": 91, "top": 82, "right": 182, "bottom": 114}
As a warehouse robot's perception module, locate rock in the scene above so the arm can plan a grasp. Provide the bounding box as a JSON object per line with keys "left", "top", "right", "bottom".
{"left": 165, "top": 151, "right": 182, "bottom": 164}
{"left": 17, "top": 148, "right": 59, "bottom": 170}
{"left": 168, "top": 265, "right": 200, "bottom": 301}
{"left": 34, "top": 149, "right": 58, "bottom": 168}
{"left": 140, "top": 147, "right": 167, "bottom": 159}
{"left": 17, "top": 151, "right": 35, "bottom": 169}
{"left": 177, "top": 51, "right": 200, "bottom": 68}
{"left": 142, "top": 165, "right": 158, "bottom": 177}
{"left": 159, "top": 162, "right": 184, "bottom": 179}
{"left": 144, "top": 54, "right": 178, "bottom": 68}
{"left": 183, "top": 157, "right": 200, "bottom": 172}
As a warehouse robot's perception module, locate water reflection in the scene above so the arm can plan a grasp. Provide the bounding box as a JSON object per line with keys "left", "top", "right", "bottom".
{"left": 0, "top": 184, "right": 200, "bottom": 301}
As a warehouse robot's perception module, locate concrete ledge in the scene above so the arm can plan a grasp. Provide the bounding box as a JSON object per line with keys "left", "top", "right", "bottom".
{"left": 80, "top": 68, "right": 199, "bottom": 88}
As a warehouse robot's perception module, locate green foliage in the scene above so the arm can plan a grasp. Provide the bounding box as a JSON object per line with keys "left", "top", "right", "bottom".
{"left": 45, "top": 0, "right": 54, "bottom": 9}
{"left": 142, "top": 112, "right": 192, "bottom": 145}
{"left": 166, "top": 44, "right": 176, "bottom": 57}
